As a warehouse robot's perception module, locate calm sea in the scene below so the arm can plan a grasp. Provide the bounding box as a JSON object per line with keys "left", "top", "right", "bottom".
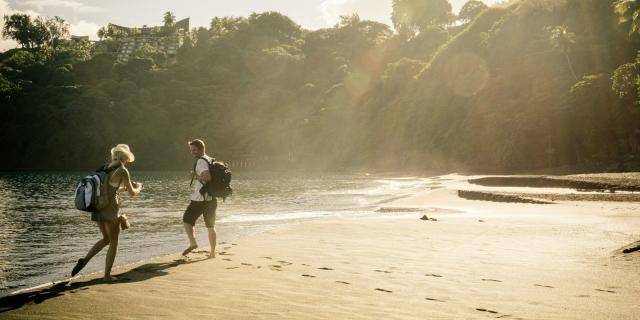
{"left": 0, "top": 171, "right": 434, "bottom": 296}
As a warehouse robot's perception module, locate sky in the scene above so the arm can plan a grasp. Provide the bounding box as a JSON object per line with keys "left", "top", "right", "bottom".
{"left": 1, "top": 0, "right": 503, "bottom": 51}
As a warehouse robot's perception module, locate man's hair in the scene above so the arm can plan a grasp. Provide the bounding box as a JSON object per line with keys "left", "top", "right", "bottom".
{"left": 188, "top": 139, "right": 205, "bottom": 150}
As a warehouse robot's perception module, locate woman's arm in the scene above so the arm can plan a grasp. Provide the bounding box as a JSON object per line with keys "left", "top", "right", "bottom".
{"left": 120, "top": 167, "right": 142, "bottom": 197}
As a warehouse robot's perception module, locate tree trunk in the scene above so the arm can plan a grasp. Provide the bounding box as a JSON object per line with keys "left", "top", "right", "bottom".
{"left": 564, "top": 52, "right": 578, "bottom": 81}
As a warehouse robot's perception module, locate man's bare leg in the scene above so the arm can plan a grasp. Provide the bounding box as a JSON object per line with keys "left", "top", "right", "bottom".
{"left": 207, "top": 227, "right": 217, "bottom": 258}
{"left": 182, "top": 222, "right": 197, "bottom": 256}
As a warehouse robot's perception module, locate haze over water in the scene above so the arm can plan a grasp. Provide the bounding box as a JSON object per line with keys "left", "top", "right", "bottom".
{"left": 0, "top": 171, "right": 435, "bottom": 296}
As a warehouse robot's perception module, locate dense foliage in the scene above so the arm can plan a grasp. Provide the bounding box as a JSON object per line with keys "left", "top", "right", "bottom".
{"left": 1, "top": 0, "right": 639, "bottom": 172}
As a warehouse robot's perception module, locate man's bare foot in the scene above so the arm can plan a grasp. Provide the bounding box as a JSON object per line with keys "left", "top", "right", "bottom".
{"left": 209, "top": 252, "right": 216, "bottom": 259}
{"left": 182, "top": 245, "right": 197, "bottom": 256}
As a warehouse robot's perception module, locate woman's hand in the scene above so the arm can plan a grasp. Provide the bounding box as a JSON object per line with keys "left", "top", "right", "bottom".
{"left": 121, "top": 168, "right": 141, "bottom": 197}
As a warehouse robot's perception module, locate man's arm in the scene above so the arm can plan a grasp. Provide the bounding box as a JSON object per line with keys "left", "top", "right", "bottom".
{"left": 195, "top": 159, "right": 212, "bottom": 182}
{"left": 198, "top": 170, "right": 211, "bottom": 182}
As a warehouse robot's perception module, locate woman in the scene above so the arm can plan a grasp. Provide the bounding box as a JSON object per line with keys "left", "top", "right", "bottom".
{"left": 71, "top": 144, "right": 142, "bottom": 281}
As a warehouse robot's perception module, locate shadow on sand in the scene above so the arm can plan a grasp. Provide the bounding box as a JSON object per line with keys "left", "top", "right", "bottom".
{"left": 0, "top": 257, "right": 207, "bottom": 313}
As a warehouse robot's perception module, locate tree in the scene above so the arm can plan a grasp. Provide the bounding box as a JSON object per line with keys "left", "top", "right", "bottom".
{"left": 246, "top": 11, "right": 302, "bottom": 44}
{"left": 614, "top": 0, "right": 640, "bottom": 36}
{"left": 131, "top": 44, "right": 167, "bottom": 65}
{"left": 163, "top": 11, "right": 176, "bottom": 28}
{"left": 42, "top": 16, "right": 69, "bottom": 49}
{"left": 97, "top": 26, "right": 106, "bottom": 40}
{"left": 2, "top": 14, "right": 36, "bottom": 48}
{"left": 391, "top": 0, "right": 453, "bottom": 36}
{"left": 210, "top": 16, "right": 247, "bottom": 37}
{"left": 459, "top": 1, "right": 488, "bottom": 23}
{"left": 612, "top": 52, "right": 639, "bottom": 102}
{"left": 28, "top": 17, "right": 50, "bottom": 49}
{"left": 548, "top": 25, "right": 578, "bottom": 81}
{"left": 2, "top": 14, "right": 69, "bottom": 49}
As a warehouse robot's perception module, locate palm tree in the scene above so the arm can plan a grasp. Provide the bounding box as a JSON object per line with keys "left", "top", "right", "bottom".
{"left": 548, "top": 25, "right": 578, "bottom": 81}
{"left": 614, "top": 0, "right": 640, "bottom": 36}
{"left": 163, "top": 11, "right": 176, "bottom": 28}
{"left": 97, "top": 26, "right": 106, "bottom": 40}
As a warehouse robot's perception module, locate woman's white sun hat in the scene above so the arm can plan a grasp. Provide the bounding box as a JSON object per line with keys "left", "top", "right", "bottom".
{"left": 111, "top": 144, "right": 135, "bottom": 162}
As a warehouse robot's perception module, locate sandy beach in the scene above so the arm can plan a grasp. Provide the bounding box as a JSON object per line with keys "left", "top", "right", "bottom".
{"left": 1, "top": 174, "right": 639, "bottom": 319}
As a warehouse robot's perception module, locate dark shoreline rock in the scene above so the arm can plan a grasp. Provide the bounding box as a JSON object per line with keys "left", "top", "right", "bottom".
{"left": 468, "top": 174, "right": 640, "bottom": 192}
{"left": 457, "top": 190, "right": 552, "bottom": 204}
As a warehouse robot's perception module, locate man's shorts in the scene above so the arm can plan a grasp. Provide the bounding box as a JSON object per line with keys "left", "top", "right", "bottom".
{"left": 183, "top": 199, "right": 217, "bottom": 228}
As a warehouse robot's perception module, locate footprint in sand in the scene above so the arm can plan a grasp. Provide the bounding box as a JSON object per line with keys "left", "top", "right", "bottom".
{"left": 375, "top": 270, "right": 392, "bottom": 274}
{"left": 302, "top": 274, "right": 316, "bottom": 278}
{"left": 269, "top": 265, "right": 283, "bottom": 272}
{"left": 425, "top": 297, "right": 445, "bottom": 302}
{"left": 278, "top": 261, "right": 293, "bottom": 266}
{"left": 223, "top": 247, "right": 232, "bottom": 250}
{"left": 241, "top": 263, "right": 252, "bottom": 266}
{"left": 232, "top": 243, "right": 238, "bottom": 246}
{"left": 218, "top": 252, "right": 233, "bottom": 256}
{"left": 262, "top": 257, "right": 273, "bottom": 260}
{"left": 318, "top": 267, "right": 334, "bottom": 271}
{"left": 375, "top": 288, "right": 393, "bottom": 293}
{"left": 595, "top": 289, "right": 616, "bottom": 293}
{"left": 222, "top": 258, "right": 232, "bottom": 262}
{"left": 425, "top": 273, "right": 443, "bottom": 278}
{"left": 302, "top": 263, "right": 310, "bottom": 267}
{"left": 534, "top": 284, "right": 555, "bottom": 289}
{"left": 482, "top": 278, "right": 502, "bottom": 282}
{"left": 476, "top": 308, "right": 498, "bottom": 314}
{"left": 335, "top": 281, "right": 350, "bottom": 285}
{"left": 226, "top": 267, "right": 239, "bottom": 270}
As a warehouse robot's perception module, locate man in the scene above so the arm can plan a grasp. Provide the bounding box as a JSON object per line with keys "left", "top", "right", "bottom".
{"left": 182, "top": 139, "right": 217, "bottom": 259}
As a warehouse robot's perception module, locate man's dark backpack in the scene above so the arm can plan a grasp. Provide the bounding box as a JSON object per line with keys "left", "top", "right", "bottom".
{"left": 193, "top": 157, "right": 233, "bottom": 201}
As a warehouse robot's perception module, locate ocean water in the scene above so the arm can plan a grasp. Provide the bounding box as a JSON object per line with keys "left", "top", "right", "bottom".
{"left": 0, "top": 171, "right": 434, "bottom": 296}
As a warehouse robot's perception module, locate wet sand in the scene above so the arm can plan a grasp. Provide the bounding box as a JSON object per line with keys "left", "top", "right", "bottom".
{"left": 1, "top": 174, "right": 639, "bottom": 319}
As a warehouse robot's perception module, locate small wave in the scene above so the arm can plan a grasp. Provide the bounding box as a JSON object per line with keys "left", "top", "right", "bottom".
{"left": 219, "top": 211, "right": 349, "bottom": 223}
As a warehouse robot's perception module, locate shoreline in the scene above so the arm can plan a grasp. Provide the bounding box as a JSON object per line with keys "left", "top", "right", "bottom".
{"left": 2, "top": 173, "right": 639, "bottom": 319}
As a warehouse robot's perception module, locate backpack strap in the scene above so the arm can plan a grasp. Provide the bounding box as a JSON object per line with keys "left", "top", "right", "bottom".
{"left": 110, "top": 165, "right": 124, "bottom": 187}
{"left": 190, "top": 156, "right": 209, "bottom": 186}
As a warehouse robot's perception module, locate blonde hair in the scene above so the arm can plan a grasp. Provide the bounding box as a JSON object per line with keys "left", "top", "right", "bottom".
{"left": 108, "top": 150, "right": 130, "bottom": 168}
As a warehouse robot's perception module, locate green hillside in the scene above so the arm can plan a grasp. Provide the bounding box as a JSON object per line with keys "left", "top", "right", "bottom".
{"left": 1, "top": 0, "right": 639, "bottom": 172}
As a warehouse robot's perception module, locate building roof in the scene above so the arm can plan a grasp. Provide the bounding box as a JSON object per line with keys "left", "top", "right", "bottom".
{"left": 108, "top": 18, "right": 190, "bottom": 35}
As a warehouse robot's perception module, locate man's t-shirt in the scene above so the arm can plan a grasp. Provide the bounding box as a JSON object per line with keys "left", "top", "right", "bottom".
{"left": 192, "top": 156, "right": 214, "bottom": 202}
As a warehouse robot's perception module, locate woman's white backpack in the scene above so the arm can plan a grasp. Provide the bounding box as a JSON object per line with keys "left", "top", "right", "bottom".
{"left": 74, "top": 167, "right": 112, "bottom": 212}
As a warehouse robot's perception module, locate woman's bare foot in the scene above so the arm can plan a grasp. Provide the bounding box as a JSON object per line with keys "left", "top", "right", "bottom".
{"left": 209, "top": 251, "right": 216, "bottom": 259}
{"left": 182, "top": 244, "right": 197, "bottom": 256}
{"left": 103, "top": 275, "right": 118, "bottom": 282}
{"left": 71, "top": 258, "right": 86, "bottom": 277}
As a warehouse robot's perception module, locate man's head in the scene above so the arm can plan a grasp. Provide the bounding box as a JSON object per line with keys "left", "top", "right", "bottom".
{"left": 188, "top": 139, "right": 206, "bottom": 158}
